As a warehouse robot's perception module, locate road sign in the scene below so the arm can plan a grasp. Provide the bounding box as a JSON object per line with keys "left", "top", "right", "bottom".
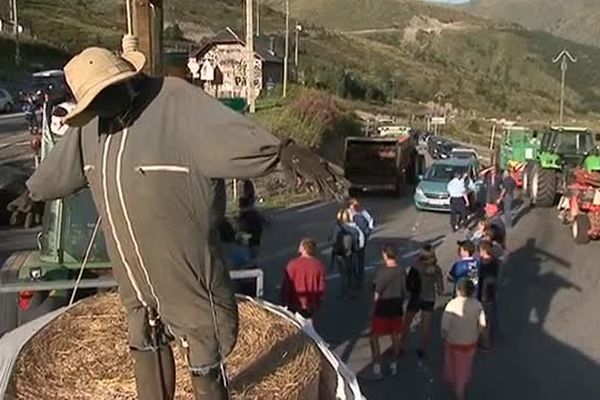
{"left": 187, "top": 57, "right": 200, "bottom": 78}
{"left": 200, "top": 60, "right": 215, "bottom": 81}
{"left": 431, "top": 117, "right": 446, "bottom": 125}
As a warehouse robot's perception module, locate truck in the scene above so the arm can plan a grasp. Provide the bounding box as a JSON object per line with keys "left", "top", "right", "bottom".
{"left": 0, "top": 96, "right": 264, "bottom": 336}
{"left": 343, "top": 129, "right": 421, "bottom": 195}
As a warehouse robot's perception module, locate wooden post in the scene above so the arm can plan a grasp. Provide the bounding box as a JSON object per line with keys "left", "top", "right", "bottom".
{"left": 132, "top": 0, "right": 164, "bottom": 76}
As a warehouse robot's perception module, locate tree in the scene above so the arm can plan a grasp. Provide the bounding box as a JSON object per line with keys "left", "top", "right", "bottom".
{"left": 164, "top": 24, "right": 184, "bottom": 41}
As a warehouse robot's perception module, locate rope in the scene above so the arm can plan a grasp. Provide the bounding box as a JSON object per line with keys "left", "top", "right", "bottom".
{"left": 68, "top": 216, "right": 102, "bottom": 306}
{"left": 125, "top": 0, "right": 133, "bottom": 35}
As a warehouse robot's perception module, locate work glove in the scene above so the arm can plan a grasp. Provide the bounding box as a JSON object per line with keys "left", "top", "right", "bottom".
{"left": 279, "top": 139, "right": 349, "bottom": 200}
{"left": 6, "top": 190, "right": 44, "bottom": 228}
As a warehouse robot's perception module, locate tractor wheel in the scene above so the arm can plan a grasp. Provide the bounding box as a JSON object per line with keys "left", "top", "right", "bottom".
{"left": 531, "top": 165, "right": 557, "bottom": 207}
{"left": 572, "top": 214, "right": 591, "bottom": 245}
{"left": 522, "top": 162, "right": 533, "bottom": 197}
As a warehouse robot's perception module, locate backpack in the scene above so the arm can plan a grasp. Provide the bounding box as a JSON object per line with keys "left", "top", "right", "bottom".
{"left": 353, "top": 212, "right": 372, "bottom": 237}
{"left": 334, "top": 226, "right": 355, "bottom": 257}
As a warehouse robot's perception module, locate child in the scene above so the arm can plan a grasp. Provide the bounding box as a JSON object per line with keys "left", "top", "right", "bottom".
{"left": 441, "top": 279, "right": 487, "bottom": 400}
{"left": 370, "top": 244, "right": 406, "bottom": 378}
{"left": 448, "top": 240, "right": 479, "bottom": 295}
{"left": 403, "top": 245, "right": 444, "bottom": 359}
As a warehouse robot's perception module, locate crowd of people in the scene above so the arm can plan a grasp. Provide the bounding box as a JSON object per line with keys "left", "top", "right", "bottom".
{"left": 447, "top": 165, "right": 517, "bottom": 232}
{"left": 222, "top": 183, "right": 508, "bottom": 400}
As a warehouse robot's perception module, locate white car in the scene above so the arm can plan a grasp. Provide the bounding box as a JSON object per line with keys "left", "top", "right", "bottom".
{"left": 450, "top": 147, "right": 479, "bottom": 160}
{"left": 0, "top": 88, "right": 15, "bottom": 113}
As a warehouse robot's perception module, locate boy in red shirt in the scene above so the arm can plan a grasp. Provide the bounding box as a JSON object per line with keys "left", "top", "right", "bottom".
{"left": 281, "top": 238, "right": 326, "bottom": 320}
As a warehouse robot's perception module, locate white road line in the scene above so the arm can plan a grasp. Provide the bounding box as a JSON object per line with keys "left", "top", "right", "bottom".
{"left": 0, "top": 112, "right": 25, "bottom": 121}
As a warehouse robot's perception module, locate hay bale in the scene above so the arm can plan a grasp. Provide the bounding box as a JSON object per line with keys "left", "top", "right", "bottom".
{"left": 7, "top": 293, "right": 321, "bottom": 400}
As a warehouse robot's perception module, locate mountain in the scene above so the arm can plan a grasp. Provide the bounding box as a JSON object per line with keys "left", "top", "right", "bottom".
{"left": 2, "top": 0, "right": 600, "bottom": 121}
{"left": 465, "top": 0, "right": 600, "bottom": 48}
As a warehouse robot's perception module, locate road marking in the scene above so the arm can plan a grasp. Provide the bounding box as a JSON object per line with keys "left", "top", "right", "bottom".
{"left": 0, "top": 112, "right": 25, "bottom": 121}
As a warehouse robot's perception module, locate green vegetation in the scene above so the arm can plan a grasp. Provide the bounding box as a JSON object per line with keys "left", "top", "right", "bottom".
{"left": 466, "top": 0, "right": 600, "bottom": 48}
{"left": 2, "top": 0, "right": 600, "bottom": 123}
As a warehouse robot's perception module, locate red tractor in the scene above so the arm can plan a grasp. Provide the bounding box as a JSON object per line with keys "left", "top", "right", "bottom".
{"left": 557, "top": 169, "right": 600, "bottom": 244}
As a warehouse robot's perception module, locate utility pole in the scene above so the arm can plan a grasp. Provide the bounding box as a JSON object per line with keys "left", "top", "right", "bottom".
{"left": 294, "top": 22, "right": 302, "bottom": 69}
{"left": 131, "top": 0, "right": 164, "bottom": 76}
{"left": 10, "top": 0, "right": 20, "bottom": 66}
{"left": 552, "top": 49, "right": 576, "bottom": 126}
{"left": 282, "top": 0, "right": 289, "bottom": 97}
{"left": 245, "top": 0, "right": 256, "bottom": 113}
{"left": 256, "top": 0, "right": 260, "bottom": 36}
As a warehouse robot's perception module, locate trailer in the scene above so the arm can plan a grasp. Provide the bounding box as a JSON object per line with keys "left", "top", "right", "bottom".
{"left": 343, "top": 132, "right": 422, "bottom": 195}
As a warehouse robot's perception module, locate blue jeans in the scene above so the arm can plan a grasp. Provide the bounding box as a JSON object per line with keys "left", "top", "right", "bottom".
{"left": 503, "top": 196, "right": 513, "bottom": 229}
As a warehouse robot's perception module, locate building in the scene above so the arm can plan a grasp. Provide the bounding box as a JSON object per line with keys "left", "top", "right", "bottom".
{"left": 188, "top": 27, "right": 284, "bottom": 100}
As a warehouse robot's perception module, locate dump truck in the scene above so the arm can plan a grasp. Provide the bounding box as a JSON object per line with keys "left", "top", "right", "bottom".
{"left": 0, "top": 96, "right": 263, "bottom": 336}
{"left": 344, "top": 127, "right": 422, "bottom": 195}
{"left": 498, "top": 126, "right": 540, "bottom": 194}
{"left": 529, "top": 127, "right": 600, "bottom": 207}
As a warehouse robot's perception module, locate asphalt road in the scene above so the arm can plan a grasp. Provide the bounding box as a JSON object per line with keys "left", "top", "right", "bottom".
{"left": 257, "top": 195, "right": 600, "bottom": 400}
{"left": 0, "top": 113, "right": 31, "bottom": 168}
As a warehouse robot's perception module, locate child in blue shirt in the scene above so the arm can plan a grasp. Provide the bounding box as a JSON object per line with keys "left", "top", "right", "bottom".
{"left": 448, "top": 240, "right": 479, "bottom": 295}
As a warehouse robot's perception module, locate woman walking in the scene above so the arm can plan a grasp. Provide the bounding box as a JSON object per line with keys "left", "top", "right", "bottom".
{"left": 330, "top": 209, "right": 363, "bottom": 298}
{"left": 441, "top": 279, "right": 487, "bottom": 400}
{"left": 403, "top": 245, "right": 444, "bottom": 359}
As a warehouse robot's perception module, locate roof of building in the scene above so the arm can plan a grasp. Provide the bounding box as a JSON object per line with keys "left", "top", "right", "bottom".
{"left": 190, "top": 27, "right": 283, "bottom": 64}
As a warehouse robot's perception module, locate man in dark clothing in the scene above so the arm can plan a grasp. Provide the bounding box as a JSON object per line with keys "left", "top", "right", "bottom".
{"left": 370, "top": 244, "right": 406, "bottom": 378}
{"left": 280, "top": 238, "right": 326, "bottom": 320}
{"left": 15, "top": 44, "right": 345, "bottom": 400}
{"left": 498, "top": 170, "right": 517, "bottom": 230}
{"left": 478, "top": 240, "right": 500, "bottom": 349}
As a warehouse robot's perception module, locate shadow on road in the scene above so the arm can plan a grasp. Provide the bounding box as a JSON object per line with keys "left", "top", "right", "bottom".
{"left": 354, "top": 235, "right": 599, "bottom": 400}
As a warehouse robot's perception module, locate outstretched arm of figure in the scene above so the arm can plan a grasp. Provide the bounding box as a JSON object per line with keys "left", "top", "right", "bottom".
{"left": 181, "top": 84, "right": 347, "bottom": 199}
{"left": 26, "top": 126, "right": 87, "bottom": 201}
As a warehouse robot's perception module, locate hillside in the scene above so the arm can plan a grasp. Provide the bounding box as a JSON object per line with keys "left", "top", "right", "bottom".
{"left": 465, "top": 0, "right": 600, "bottom": 48}
{"left": 2, "top": 0, "right": 600, "bottom": 121}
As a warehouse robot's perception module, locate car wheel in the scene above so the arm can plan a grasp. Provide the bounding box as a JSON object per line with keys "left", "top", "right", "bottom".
{"left": 4, "top": 102, "right": 13, "bottom": 113}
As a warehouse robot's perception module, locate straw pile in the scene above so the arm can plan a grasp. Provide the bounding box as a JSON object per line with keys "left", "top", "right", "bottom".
{"left": 7, "top": 293, "right": 321, "bottom": 400}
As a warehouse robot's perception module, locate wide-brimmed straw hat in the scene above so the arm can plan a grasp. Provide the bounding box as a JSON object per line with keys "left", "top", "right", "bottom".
{"left": 63, "top": 47, "right": 145, "bottom": 126}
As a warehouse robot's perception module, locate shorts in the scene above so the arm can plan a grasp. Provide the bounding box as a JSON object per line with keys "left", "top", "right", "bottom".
{"left": 407, "top": 299, "right": 435, "bottom": 313}
{"left": 371, "top": 316, "right": 404, "bottom": 336}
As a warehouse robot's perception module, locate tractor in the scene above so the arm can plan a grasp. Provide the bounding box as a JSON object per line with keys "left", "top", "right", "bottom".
{"left": 524, "top": 127, "right": 600, "bottom": 244}
{"left": 498, "top": 126, "right": 540, "bottom": 193}
{"left": 528, "top": 127, "right": 600, "bottom": 207}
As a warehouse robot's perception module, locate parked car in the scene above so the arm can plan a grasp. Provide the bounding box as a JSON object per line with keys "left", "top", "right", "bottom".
{"left": 414, "top": 157, "right": 485, "bottom": 212}
{"left": 450, "top": 147, "right": 479, "bottom": 160}
{"left": 0, "top": 88, "right": 15, "bottom": 113}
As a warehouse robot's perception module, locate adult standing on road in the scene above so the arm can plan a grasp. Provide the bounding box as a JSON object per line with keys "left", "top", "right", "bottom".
{"left": 237, "top": 196, "right": 264, "bottom": 262}
{"left": 17, "top": 41, "right": 345, "bottom": 400}
{"left": 447, "top": 171, "right": 470, "bottom": 231}
{"left": 477, "top": 240, "right": 500, "bottom": 350}
{"left": 370, "top": 244, "right": 407, "bottom": 378}
{"left": 330, "top": 208, "right": 363, "bottom": 298}
{"left": 280, "top": 238, "right": 326, "bottom": 322}
{"left": 498, "top": 170, "right": 517, "bottom": 230}
{"left": 480, "top": 166, "right": 502, "bottom": 217}
{"left": 441, "top": 279, "right": 487, "bottom": 400}
{"left": 348, "top": 198, "right": 374, "bottom": 288}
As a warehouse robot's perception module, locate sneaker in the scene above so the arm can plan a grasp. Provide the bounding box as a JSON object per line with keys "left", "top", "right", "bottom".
{"left": 372, "top": 363, "right": 383, "bottom": 379}
{"left": 389, "top": 361, "right": 398, "bottom": 376}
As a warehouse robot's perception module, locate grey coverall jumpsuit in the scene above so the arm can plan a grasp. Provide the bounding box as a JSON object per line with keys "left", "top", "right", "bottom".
{"left": 26, "top": 77, "right": 281, "bottom": 372}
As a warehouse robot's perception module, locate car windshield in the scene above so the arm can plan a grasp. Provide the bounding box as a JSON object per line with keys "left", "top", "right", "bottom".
{"left": 451, "top": 150, "right": 475, "bottom": 159}
{"left": 424, "top": 164, "right": 468, "bottom": 182}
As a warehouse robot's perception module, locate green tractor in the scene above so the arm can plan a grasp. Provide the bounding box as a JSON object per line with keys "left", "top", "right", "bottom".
{"left": 529, "top": 127, "right": 600, "bottom": 207}
{"left": 498, "top": 126, "right": 540, "bottom": 193}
